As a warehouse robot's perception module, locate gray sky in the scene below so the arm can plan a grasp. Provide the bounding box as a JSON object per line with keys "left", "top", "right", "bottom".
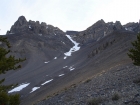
{"left": 0, "top": 0, "right": 140, "bottom": 35}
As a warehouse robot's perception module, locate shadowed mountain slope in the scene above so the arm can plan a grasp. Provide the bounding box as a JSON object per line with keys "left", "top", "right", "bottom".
{"left": 0, "top": 16, "right": 139, "bottom": 105}
{"left": 33, "top": 31, "right": 137, "bottom": 105}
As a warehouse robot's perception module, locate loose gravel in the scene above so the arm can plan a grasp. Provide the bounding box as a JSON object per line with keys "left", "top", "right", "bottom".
{"left": 36, "top": 63, "right": 140, "bottom": 105}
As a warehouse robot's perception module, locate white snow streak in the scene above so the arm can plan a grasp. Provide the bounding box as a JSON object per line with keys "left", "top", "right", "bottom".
{"left": 8, "top": 83, "right": 30, "bottom": 93}
{"left": 30, "top": 87, "right": 40, "bottom": 93}
{"left": 44, "top": 61, "right": 50, "bottom": 63}
{"left": 59, "top": 74, "right": 64, "bottom": 77}
{"left": 64, "top": 57, "right": 67, "bottom": 59}
{"left": 41, "top": 79, "right": 53, "bottom": 85}
{"left": 63, "top": 66, "right": 68, "bottom": 68}
{"left": 69, "top": 66, "right": 75, "bottom": 71}
{"left": 61, "top": 41, "right": 65, "bottom": 44}
{"left": 54, "top": 32, "right": 56, "bottom": 35}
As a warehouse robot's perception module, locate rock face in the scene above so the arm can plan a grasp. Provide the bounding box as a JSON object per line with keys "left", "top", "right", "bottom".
{"left": 7, "top": 16, "right": 28, "bottom": 34}
{"left": 6, "top": 16, "right": 73, "bottom": 54}
{"left": 7, "top": 16, "right": 65, "bottom": 36}
{"left": 73, "top": 19, "right": 140, "bottom": 45}
{"left": 123, "top": 22, "right": 140, "bottom": 33}
{"left": 73, "top": 19, "right": 125, "bottom": 44}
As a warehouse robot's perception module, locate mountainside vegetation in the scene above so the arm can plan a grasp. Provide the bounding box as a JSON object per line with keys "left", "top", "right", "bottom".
{"left": 128, "top": 33, "right": 140, "bottom": 66}
{"left": 0, "top": 36, "right": 25, "bottom": 105}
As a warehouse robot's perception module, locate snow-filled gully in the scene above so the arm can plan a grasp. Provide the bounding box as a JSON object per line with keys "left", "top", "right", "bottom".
{"left": 64, "top": 35, "right": 80, "bottom": 59}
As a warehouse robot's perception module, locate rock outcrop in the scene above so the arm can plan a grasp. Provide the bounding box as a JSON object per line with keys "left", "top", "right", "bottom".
{"left": 72, "top": 19, "right": 140, "bottom": 45}
{"left": 123, "top": 22, "right": 140, "bottom": 33}
{"left": 6, "top": 16, "right": 74, "bottom": 53}
{"left": 7, "top": 16, "right": 64, "bottom": 36}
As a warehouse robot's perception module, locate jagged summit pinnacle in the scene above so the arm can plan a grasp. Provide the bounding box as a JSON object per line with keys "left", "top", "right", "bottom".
{"left": 73, "top": 19, "right": 125, "bottom": 44}
{"left": 5, "top": 15, "right": 74, "bottom": 53}
{"left": 18, "top": 15, "right": 27, "bottom": 22}
{"left": 14, "top": 15, "right": 27, "bottom": 27}
{"left": 95, "top": 19, "right": 105, "bottom": 24}
{"left": 6, "top": 16, "right": 64, "bottom": 36}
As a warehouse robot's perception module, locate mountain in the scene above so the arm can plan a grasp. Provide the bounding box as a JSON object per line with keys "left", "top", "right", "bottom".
{"left": 0, "top": 16, "right": 139, "bottom": 105}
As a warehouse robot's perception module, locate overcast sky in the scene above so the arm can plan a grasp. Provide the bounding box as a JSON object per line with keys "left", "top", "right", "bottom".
{"left": 0, "top": 0, "right": 140, "bottom": 35}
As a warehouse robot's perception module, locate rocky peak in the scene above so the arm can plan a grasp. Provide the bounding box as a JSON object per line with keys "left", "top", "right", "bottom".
{"left": 6, "top": 16, "right": 74, "bottom": 53}
{"left": 115, "top": 21, "right": 121, "bottom": 24}
{"left": 6, "top": 16, "right": 65, "bottom": 37}
{"left": 89, "top": 19, "right": 105, "bottom": 29}
{"left": 96, "top": 19, "right": 105, "bottom": 24}
{"left": 114, "top": 21, "right": 124, "bottom": 30}
{"left": 7, "top": 16, "right": 28, "bottom": 34}
{"left": 17, "top": 16, "right": 27, "bottom": 26}
{"left": 123, "top": 22, "right": 140, "bottom": 33}
{"left": 41, "top": 22, "right": 47, "bottom": 27}
{"left": 73, "top": 20, "right": 125, "bottom": 44}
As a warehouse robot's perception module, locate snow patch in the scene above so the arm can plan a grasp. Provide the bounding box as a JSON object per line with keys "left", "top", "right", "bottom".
{"left": 41, "top": 79, "right": 53, "bottom": 85}
{"left": 29, "top": 25, "right": 32, "bottom": 29}
{"left": 54, "top": 32, "right": 56, "bottom": 35}
{"left": 8, "top": 83, "right": 30, "bottom": 93}
{"left": 64, "top": 35, "right": 80, "bottom": 59}
{"left": 54, "top": 57, "right": 57, "bottom": 59}
{"left": 64, "top": 57, "right": 67, "bottom": 59}
{"left": 30, "top": 87, "right": 40, "bottom": 93}
{"left": 44, "top": 61, "right": 50, "bottom": 63}
{"left": 63, "top": 66, "right": 68, "bottom": 68}
{"left": 61, "top": 41, "right": 65, "bottom": 44}
{"left": 125, "top": 27, "right": 133, "bottom": 31}
{"left": 59, "top": 74, "right": 64, "bottom": 77}
{"left": 69, "top": 66, "right": 75, "bottom": 71}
